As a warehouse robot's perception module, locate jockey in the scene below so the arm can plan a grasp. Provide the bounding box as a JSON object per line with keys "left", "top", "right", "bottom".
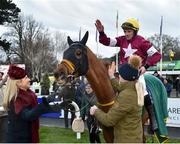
{"left": 95, "top": 18, "right": 161, "bottom": 70}
{"left": 95, "top": 18, "right": 161, "bottom": 134}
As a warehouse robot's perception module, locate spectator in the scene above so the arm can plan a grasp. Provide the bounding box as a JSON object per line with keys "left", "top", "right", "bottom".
{"left": 75, "top": 78, "right": 86, "bottom": 108}
{"left": 153, "top": 71, "right": 164, "bottom": 82}
{"left": 59, "top": 82, "right": 76, "bottom": 128}
{"left": 2, "top": 65, "right": 52, "bottom": 143}
{"left": 0, "top": 72, "right": 8, "bottom": 142}
{"left": 81, "top": 83, "right": 101, "bottom": 143}
{"left": 163, "top": 78, "right": 173, "bottom": 97}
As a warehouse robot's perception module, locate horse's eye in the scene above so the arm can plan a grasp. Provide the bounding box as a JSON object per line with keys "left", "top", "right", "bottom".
{"left": 76, "top": 50, "right": 81, "bottom": 55}
{"left": 75, "top": 49, "right": 82, "bottom": 59}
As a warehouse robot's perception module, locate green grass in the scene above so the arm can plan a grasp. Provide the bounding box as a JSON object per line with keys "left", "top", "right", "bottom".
{"left": 40, "top": 126, "right": 180, "bottom": 143}
{"left": 40, "top": 126, "right": 105, "bottom": 143}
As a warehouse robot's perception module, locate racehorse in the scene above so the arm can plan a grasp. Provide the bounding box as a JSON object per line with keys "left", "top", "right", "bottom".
{"left": 54, "top": 31, "right": 168, "bottom": 143}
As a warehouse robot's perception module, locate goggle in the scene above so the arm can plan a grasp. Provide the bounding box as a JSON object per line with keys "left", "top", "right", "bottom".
{"left": 121, "top": 22, "right": 138, "bottom": 31}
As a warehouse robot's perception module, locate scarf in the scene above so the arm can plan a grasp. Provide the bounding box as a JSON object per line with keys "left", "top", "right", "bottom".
{"left": 14, "top": 88, "right": 39, "bottom": 143}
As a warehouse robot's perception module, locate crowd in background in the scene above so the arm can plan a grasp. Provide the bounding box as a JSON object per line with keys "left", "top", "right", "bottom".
{"left": 1, "top": 68, "right": 180, "bottom": 143}
{"left": 152, "top": 70, "right": 180, "bottom": 98}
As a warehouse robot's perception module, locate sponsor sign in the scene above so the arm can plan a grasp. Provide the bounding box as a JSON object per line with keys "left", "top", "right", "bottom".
{"left": 166, "top": 98, "right": 180, "bottom": 127}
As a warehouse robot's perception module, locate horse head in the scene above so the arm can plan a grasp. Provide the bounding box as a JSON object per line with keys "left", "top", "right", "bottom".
{"left": 54, "top": 31, "right": 117, "bottom": 143}
{"left": 54, "top": 31, "right": 89, "bottom": 84}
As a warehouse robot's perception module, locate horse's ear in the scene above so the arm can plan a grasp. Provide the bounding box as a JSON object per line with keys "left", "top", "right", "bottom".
{"left": 67, "top": 36, "right": 73, "bottom": 46}
{"left": 80, "top": 31, "right": 89, "bottom": 45}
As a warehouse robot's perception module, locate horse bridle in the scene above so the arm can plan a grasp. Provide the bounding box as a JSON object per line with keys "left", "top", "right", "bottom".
{"left": 60, "top": 43, "right": 89, "bottom": 79}
{"left": 59, "top": 43, "right": 115, "bottom": 108}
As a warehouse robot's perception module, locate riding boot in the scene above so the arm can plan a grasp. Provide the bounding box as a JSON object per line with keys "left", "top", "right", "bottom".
{"left": 144, "top": 94, "right": 158, "bottom": 134}
{"left": 145, "top": 104, "right": 158, "bottom": 134}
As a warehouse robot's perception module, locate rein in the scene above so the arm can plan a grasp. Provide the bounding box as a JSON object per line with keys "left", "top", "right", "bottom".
{"left": 65, "top": 92, "right": 96, "bottom": 113}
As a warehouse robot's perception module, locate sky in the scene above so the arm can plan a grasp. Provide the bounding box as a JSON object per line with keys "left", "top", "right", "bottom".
{"left": 1, "top": 0, "right": 180, "bottom": 58}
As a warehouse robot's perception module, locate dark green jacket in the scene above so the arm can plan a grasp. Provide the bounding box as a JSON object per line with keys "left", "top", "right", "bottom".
{"left": 80, "top": 92, "right": 97, "bottom": 119}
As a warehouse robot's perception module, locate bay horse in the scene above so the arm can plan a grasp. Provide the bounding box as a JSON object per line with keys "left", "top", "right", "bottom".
{"left": 54, "top": 31, "right": 168, "bottom": 143}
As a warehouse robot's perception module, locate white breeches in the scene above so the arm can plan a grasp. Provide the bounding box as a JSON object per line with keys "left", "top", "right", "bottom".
{"left": 139, "top": 75, "right": 148, "bottom": 96}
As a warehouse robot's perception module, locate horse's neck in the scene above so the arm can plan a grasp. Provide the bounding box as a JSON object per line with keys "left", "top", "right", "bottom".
{"left": 86, "top": 49, "right": 115, "bottom": 104}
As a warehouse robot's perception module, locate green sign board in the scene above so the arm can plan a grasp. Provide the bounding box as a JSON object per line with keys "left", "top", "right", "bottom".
{"left": 148, "top": 60, "right": 180, "bottom": 71}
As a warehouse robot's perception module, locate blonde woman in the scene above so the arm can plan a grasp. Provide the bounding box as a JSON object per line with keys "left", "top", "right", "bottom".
{"left": 3, "top": 65, "right": 51, "bottom": 143}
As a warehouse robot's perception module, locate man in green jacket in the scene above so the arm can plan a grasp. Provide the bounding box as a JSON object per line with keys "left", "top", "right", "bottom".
{"left": 90, "top": 55, "right": 143, "bottom": 143}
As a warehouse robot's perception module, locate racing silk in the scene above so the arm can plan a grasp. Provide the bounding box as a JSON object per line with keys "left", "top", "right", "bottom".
{"left": 99, "top": 32, "right": 161, "bottom": 66}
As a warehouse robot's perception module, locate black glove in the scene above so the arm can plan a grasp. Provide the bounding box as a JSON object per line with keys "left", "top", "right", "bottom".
{"left": 35, "top": 97, "right": 53, "bottom": 114}
{"left": 42, "top": 97, "right": 50, "bottom": 106}
{"left": 37, "top": 103, "right": 52, "bottom": 114}
{"left": 42, "top": 96, "right": 63, "bottom": 113}
{"left": 20, "top": 103, "right": 52, "bottom": 121}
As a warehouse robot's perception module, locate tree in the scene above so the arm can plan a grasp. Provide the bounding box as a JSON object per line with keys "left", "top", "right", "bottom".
{"left": 147, "top": 34, "right": 180, "bottom": 61}
{"left": 41, "top": 72, "right": 50, "bottom": 95}
{"left": 0, "top": 0, "right": 20, "bottom": 62}
{"left": 2, "top": 15, "right": 51, "bottom": 77}
{"left": 53, "top": 31, "right": 68, "bottom": 61}
{"left": 0, "top": 0, "right": 20, "bottom": 25}
{"left": 0, "top": 39, "right": 11, "bottom": 63}
{"left": 2, "top": 15, "right": 69, "bottom": 80}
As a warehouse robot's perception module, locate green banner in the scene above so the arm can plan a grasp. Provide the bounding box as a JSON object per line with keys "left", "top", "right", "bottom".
{"left": 148, "top": 60, "right": 180, "bottom": 71}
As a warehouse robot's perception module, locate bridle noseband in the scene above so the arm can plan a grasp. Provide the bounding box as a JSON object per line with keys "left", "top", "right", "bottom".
{"left": 61, "top": 59, "right": 75, "bottom": 75}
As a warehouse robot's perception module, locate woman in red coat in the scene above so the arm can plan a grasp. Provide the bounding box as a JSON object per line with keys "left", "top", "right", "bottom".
{"left": 3, "top": 65, "right": 51, "bottom": 143}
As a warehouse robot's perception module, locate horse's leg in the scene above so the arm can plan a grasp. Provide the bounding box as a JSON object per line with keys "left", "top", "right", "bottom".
{"left": 142, "top": 110, "right": 149, "bottom": 143}
{"left": 101, "top": 126, "right": 114, "bottom": 143}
